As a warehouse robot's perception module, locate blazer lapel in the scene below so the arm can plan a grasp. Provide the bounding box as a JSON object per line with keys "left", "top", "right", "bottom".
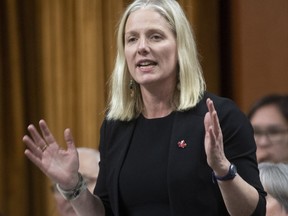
{"left": 167, "top": 109, "right": 207, "bottom": 215}
{"left": 108, "top": 120, "right": 137, "bottom": 215}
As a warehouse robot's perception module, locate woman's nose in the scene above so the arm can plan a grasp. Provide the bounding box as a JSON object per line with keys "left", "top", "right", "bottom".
{"left": 137, "top": 38, "right": 149, "bottom": 55}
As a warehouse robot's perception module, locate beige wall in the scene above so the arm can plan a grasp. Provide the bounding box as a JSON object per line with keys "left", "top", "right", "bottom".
{"left": 231, "top": 0, "right": 288, "bottom": 113}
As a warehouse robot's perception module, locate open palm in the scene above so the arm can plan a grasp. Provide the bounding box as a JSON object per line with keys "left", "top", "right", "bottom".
{"left": 23, "top": 120, "right": 79, "bottom": 189}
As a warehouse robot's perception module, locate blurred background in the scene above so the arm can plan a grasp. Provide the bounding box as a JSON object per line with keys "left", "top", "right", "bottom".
{"left": 0, "top": 0, "right": 287, "bottom": 215}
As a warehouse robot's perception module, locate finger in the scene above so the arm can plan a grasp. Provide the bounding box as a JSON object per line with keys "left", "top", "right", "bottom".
{"left": 212, "top": 110, "right": 220, "bottom": 136}
{"left": 24, "top": 149, "right": 46, "bottom": 172}
{"left": 39, "top": 120, "right": 57, "bottom": 145}
{"left": 27, "top": 124, "right": 47, "bottom": 148}
{"left": 206, "top": 98, "right": 215, "bottom": 128}
{"left": 27, "top": 124, "right": 48, "bottom": 152}
{"left": 206, "top": 98, "right": 214, "bottom": 114}
{"left": 206, "top": 98, "right": 220, "bottom": 136}
{"left": 208, "top": 125, "right": 216, "bottom": 144}
{"left": 64, "top": 128, "right": 76, "bottom": 150}
{"left": 23, "top": 135, "right": 43, "bottom": 158}
{"left": 204, "top": 112, "right": 211, "bottom": 132}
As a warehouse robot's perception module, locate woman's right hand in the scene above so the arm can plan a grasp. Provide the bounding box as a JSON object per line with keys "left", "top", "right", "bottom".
{"left": 23, "top": 119, "right": 80, "bottom": 190}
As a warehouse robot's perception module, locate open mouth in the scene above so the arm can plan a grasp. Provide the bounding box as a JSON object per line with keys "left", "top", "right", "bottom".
{"left": 136, "top": 60, "right": 157, "bottom": 68}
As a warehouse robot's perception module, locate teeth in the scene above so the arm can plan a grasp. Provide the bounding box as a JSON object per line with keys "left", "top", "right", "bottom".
{"left": 139, "top": 61, "right": 155, "bottom": 66}
{"left": 140, "top": 62, "right": 151, "bottom": 66}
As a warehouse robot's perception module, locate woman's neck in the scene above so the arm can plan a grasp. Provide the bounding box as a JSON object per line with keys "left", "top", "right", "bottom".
{"left": 142, "top": 104, "right": 173, "bottom": 119}
{"left": 138, "top": 77, "right": 178, "bottom": 119}
{"left": 141, "top": 87, "right": 175, "bottom": 119}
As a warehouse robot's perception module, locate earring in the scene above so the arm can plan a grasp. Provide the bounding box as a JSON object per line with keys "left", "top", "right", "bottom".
{"left": 129, "top": 79, "right": 135, "bottom": 97}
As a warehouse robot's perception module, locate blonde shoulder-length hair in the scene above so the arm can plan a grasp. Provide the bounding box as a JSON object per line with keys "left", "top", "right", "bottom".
{"left": 107, "top": 0, "right": 206, "bottom": 121}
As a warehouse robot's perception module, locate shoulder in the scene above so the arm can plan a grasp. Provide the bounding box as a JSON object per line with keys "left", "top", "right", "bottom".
{"left": 202, "top": 92, "right": 249, "bottom": 126}
{"left": 184, "top": 92, "right": 241, "bottom": 118}
{"left": 100, "top": 117, "right": 136, "bottom": 136}
{"left": 202, "top": 92, "right": 239, "bottom": 111}
{"left": 188, "top": 92, "right": 253, "bottom": 137}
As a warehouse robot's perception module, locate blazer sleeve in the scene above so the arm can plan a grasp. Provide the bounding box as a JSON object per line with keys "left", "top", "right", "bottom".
{"left": 212, "top": 95, "right": 266, "bottom": 215}
{"left": 94, "top": 119, "right": 114, "bottom": 216}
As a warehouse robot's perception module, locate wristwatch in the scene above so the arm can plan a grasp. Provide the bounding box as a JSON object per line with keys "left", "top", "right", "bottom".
{"left": 212, "top": 163, "right": 237, "bottom": 183}
{"left": 56, "top": 173, "right": 87, "bottom": 201}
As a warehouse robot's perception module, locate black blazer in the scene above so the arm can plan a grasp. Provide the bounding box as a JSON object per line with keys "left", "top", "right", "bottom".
{"left": 95, "top": 92, "right": 266, "bottom": 216}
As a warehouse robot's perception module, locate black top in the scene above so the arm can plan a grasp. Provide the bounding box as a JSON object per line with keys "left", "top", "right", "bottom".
{"left": 95, "top": 92, "right": 266, "bottom": 216}
{"left": 119, "top": 113, "right": 175, "bottom": 216}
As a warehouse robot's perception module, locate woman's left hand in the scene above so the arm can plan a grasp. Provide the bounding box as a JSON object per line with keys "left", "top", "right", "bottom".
{"left": 204, "top": 98, "right": 230, "bottom": 175}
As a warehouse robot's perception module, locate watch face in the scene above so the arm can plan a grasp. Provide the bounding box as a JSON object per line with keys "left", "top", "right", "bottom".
{"left": 212, "top": 163, "right": 237, "bottom": 182}
{"left": 230, "top": 164, "right": 237, "bottom": 175}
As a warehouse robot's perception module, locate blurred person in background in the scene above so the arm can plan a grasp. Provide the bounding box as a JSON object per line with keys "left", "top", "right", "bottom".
{"left": 258, "top": 162, "right": 288, "bottom": 216}
{"left": 247, "top": 94, "right": 288, "bottom": 163}
{"left": 51, "top": 147, "right": 100, "bottom": 216}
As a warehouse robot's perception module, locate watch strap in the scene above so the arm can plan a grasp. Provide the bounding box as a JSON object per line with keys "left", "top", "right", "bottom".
{"left": 212, "top": 163, "right": 237, "bottom": 183}
{"left": 56, "top": 172, "right": 87, "bottom": 201}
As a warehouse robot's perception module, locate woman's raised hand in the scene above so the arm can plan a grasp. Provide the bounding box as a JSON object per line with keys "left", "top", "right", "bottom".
{"left": 204, "top": 98, "right": 230, "bottom": 174}
{"left": 23, "top": 119, "right": 80, "bottom": 189}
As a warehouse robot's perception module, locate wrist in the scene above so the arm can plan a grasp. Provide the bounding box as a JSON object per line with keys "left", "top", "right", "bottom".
{"left": 213, "top": 162, "right": 230, "bottom": 177}
{"left": 58, "top": 173, "right": 80, "bottom": 190}
{"left": 212, "top": 163, "right": 237, "bottom": 183}
{"left": 56, "top": 172, "right": 87, "bottom": 200}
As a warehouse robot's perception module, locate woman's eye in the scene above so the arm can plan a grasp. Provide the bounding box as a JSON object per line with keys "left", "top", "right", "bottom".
{"left": 150, "top": 34, "right": 162, "bottom": 41}
{"left": 126, "top": 37, "right": 137, "bottom": 43}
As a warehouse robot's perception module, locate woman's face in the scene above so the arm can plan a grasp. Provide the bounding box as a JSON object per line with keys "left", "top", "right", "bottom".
{"left": 124, "top": 8, "right": 178, "bottom": 91}
{"left": 250, "top": 104, "right": 288, "bottom": 163}
{"left": 266, "top": 194, "right": 288, "bottom": 216}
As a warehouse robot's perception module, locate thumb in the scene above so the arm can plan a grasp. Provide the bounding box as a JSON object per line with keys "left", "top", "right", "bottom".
{"left": 64, "top": 128, "right": 76, "bottom": 150}
{"left": 204, "top": 112, "right": 211, "bottom": 132}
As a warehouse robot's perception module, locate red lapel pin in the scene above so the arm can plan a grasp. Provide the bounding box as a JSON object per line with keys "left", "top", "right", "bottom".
{"left": 177, "top": 140, "right": 187, "bottom": 148}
